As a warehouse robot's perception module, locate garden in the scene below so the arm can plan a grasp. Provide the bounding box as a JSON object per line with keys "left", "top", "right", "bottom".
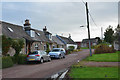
{"left": 67, "top": 43, "right": 120, "bottom": 79}
{"left": 1, "top": 35, "right": 27, "bottom": 69}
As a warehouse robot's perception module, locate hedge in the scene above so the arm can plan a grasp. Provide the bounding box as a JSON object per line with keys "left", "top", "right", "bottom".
{"left": 18, "top": 54, "right": 27, "bottom": 64}
{"left": 94, "top": 44, "right": 115, "bottom": 54}
{"left": 2, "top": 56, "right": 13, "bottom": 68}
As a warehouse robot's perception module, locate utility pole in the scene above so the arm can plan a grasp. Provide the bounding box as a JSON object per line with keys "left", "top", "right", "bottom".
{"left": 85, "top": 2, "right": 92, "bottom": 56}
{"left": 101, "top": 27, "right": 103, "bottom": 41}
{"left": 118, "top": 31, "right": 120, "bottom": 50}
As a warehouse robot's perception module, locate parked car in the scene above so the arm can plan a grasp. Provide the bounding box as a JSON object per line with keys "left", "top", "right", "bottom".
{"left": 27, "top": 50, "right": 51, "bottom": 63}
{"left": 49, "top": 48, "right": 66, "bottom": 59}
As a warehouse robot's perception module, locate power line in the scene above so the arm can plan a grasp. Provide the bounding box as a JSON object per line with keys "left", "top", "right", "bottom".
{"left": 88, "top": 12, "right": 98, "bottom": 27}
{"left": 81, "top": 0, "right": 98, "bottom": 28}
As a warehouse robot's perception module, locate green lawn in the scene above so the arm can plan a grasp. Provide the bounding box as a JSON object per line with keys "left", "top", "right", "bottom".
{"left": 69, "top": 67, "right": 119, "bottom": 78}
{"left": 80, "top": 47, "right": 89, "bottom": 49}
{"left": 85, "top": 51, "right": 120, "bottom": 62}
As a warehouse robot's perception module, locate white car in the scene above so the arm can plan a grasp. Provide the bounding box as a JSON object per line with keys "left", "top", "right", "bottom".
{"left": 49, "top": 48, "right": 66, "bottom": 59}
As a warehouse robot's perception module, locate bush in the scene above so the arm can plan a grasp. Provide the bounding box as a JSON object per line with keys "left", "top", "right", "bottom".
{"left": 94, "top": 44, "right": 115, "bottom": 54}
{"left": 10, "top": 56, "right": 17, "bottom": 64}
{"left": 17, "top": 54, "right": 27, "bottom": 64}
{"left": 68, "top": 46, "right": 75, "bottom": 51}
{"left": 73, "top": 49, "right": 81, "bottom": 52}
{"left": 2, "top": 35, "right": 12, "bottom": 56}
{"left": 66, "top": 50, "right": 71, "bottom": 55}
{"left": 2, "top": 56, "right": 13, "bottom": 68}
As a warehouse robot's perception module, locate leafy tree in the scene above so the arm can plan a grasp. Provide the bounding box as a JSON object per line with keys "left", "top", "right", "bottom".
{"left": 2, "top": 35, "right": 12, "bottom": 56}
{"left": 114, "top": 24, "right": 120, "bottom": 40}
{"left": 95, "top": 37, "right": 102, "bottom": 44}
{"left": 46, "top": 42, "right": 50, "bottom": 53}
{"left": 104, "top": 25, "right": 114, "bottom": 44}
{"left": 11, "top": 39, "right": 24, "bottom": 57}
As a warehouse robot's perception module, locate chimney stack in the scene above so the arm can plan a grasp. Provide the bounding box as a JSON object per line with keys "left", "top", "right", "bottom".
{"left": 69, "top": 34, "right": 71, "bottom": 38}
{"left": 23, "top": 19, "right": 31, "bottom": 36}
{"left": 43, "top": 26, "right": 47, "bottom": 32}
{"left": 24, "top": 19, "right": 31, "bottom": 26}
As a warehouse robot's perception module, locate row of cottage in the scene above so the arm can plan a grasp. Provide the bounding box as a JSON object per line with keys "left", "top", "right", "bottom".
{"left": 1, "top": 19, "right": 77, "bottom": 56}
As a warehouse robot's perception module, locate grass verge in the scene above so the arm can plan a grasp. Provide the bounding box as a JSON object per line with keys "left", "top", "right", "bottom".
{"left": 69, "top": 67, "right": 119, "bottom": 78}
{"left": 84, "top": 51, "right": 120, "bottom": 62}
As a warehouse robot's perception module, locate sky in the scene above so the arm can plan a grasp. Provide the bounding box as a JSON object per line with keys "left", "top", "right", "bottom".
{"left": 1, "top": 1, "right": 118, "bottom": 41}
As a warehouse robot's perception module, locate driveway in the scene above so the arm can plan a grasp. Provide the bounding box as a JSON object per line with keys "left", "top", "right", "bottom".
{"left": 2, "top": 49, "right": 91, "bottom": 78}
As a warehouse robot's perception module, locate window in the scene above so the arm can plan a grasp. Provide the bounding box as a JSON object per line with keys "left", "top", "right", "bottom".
{"left": 61, "top": 49, "right": 63, "bottom": 51}
{"left": 52, "top": 49, "right": 60, "bottom": 52}
{"left": 36, "top": 32, "right": 40, "bottom": 36}
{"left": 35, "top": 44, "right": 38, "bottom": 50}
{"left": 44, "top": 45, "right": 46, "bottom": 50}
{"left": 31, "top": 30, "right": 35, "bottom": 37}
{"left": 49, "top": 34, "right": 52, "bottom": 40}
{"left": 53, "top": 45, "right": 55, "bottom": 48}
{"left": 8, "top": 27, "right": 13, "bottom": 32}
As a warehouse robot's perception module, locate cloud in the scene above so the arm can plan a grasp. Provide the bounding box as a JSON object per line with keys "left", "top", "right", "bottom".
{"left": 1, "top": 2, "right": 118, "bottom": 41}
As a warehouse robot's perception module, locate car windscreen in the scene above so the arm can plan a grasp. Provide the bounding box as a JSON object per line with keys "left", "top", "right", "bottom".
{"left": 28, "top": 51, "right": 38, "bottom": 55}
{"left": 52, "top": 49, "right": 60, "bottom": 52}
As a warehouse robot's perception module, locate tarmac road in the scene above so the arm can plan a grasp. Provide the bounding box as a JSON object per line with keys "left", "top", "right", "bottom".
{"left": 2, "top": 49, "right": 91, "bottom": 78}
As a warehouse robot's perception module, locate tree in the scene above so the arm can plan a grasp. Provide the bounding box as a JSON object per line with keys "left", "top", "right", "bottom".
{"left": 114, "top": 24, "right": 120, "bottom": 40}
{"left": 2, "top": 35, "right": 12, "bottom": 56}
{"left": 95, "top": 37, "right": 102, "bottom": 44}
{"left": 104, "top": 25, "right": 114, "bottom": 44}
{"left": 46, "top": 42, "right": 50, "bottom": 53}
{"left": 11, "top": 39, "right": 24, "bottom": 57}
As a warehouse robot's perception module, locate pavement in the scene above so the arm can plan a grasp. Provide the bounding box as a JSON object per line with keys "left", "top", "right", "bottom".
{"left": 2, "top": 49, "right": 91, "bottom": 78}
{"left": 81, "top": 61, "right": 120, "bottom": 67}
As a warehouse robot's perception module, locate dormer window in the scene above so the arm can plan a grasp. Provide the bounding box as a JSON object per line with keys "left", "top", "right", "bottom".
{"left": 49, "top": 34, "right": 52, "bottom": 40}
{"left": 30, "top": 30, "right": 35, "bottom": 37}
{"left": 36, "top": 32, "right": 40, "bottom": 36}
{"left": 8, "top": 27, "right": 13, "bottom": 32}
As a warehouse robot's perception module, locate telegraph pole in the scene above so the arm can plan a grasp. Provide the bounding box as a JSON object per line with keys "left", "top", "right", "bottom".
{"left": 85, "top": 2, "right": 92, "bottom": 56}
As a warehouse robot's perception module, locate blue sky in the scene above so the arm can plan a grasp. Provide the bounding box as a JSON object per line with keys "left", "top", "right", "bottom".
{"left": 1, "top": 2, "right": 118, "bottom": 41}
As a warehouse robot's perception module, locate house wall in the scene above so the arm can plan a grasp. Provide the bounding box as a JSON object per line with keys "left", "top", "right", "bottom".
{"left": 114, "top": 41, "right": 119, "bottom": 50}
{"left": 66, "top": 44, "right": 77, "bottom": 50}
{"left": 7, "top": 45, "right": 26, "bottom": 56}
{"left": 81, "top": 43, "right": 87, "bottom": 47}
{"left": 51, "top": 43, "right": 57, "bottom": 49}
{"left": 81, "top": 42, "right": 97, "bottom": 48}
{"left": 7, "top": 39, "right": 26, "bottom": 56}
{"left": 30, "top": 42, "right": 46, "bottom": 52}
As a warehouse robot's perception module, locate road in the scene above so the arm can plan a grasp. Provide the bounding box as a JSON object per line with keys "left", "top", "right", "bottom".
{"left": 2, "top": 49, "right": 91, "bottom": 78}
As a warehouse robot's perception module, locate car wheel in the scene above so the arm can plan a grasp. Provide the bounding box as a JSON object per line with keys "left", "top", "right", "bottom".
{"left": 59, "top": 54, "right": 62, "bottom": 59}
{"left": 48, "top": 57, "right": 51, "bottom": 62}
{"left": 63, "top": 56, "right": 65, "bottom": 58}
{"left": 40, "top": 58, "right": 44, "bottom": 63}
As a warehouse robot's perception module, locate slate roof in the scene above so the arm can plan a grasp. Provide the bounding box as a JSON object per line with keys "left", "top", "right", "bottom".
{"left": 1, "top": 21, "right": 32, "bottom": 41}
{"left": 30, "top": 28, "right": 52, "bottom": 43}
{"left": 52, "top": 36, "right": 64, "bottom": 45}
{"left": 82, "top": 38, "right": 98, "bottom": 43}
{"left": 56, "top": 35, "right": 75, "bottom": 44}
{"left": 1, "top": 21, "right": 53, "bottom": 43}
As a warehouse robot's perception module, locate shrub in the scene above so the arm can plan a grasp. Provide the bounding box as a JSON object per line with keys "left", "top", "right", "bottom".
{"left": 94, "top": 44, "right": 115, "bottom": 54}
{"left": 46, "top": 42, "right": 50, "bottom": 53}
{"left": 2, "top": 56, "right": 13, "bottom": 68}
{"left": 2, "top": 35, "right": 12, "bottom": 56}
{"left": 73, "top": 49, "right": 81, "bottom": 52}
{"left": 17, "top": 54, "right": 27, "bottom": 64}
{"left": 66, "top": 50, "right": 71, "bottom": 55}
{"left": 68, "top": 46, "right": 75, "bottom": 51}
{"left": 12, "top": 39, "right": 24, "bottom": 57}
{"left": 10, "top": 56, "right": 17, "bottom": 64}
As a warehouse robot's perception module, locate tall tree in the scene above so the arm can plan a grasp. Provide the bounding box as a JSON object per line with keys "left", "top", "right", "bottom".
{"left": 114, "top": 24, "right": 120, "bottom": 40}
{"left": 104, "top": 25, "right": 114, "bottom": 44}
